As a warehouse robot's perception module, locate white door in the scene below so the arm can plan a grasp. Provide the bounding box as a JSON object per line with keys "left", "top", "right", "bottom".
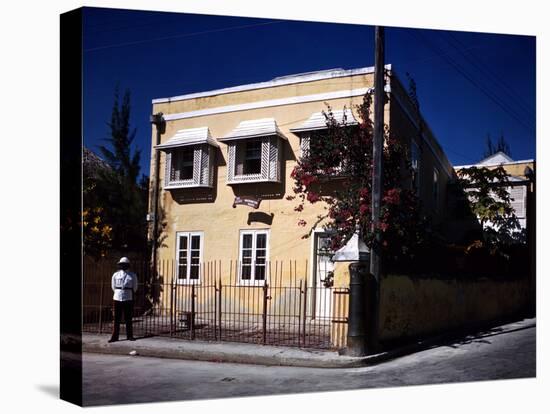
{"left": 313, "top": 233, "right": 334, "bottom": 319}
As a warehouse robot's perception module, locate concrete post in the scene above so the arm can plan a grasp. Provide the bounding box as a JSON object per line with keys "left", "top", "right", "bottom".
{"left": 346, "top": 262, "right": 369, "bottom": 356}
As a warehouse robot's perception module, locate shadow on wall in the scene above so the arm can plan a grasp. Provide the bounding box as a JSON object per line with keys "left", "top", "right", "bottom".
{"left": 247, "top": 211, "right": 274, "bottom": 225}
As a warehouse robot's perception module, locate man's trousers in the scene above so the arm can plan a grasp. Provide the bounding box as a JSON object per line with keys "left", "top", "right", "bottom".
{"left": 111, "top": 300, "right": 134, "bottom": 340}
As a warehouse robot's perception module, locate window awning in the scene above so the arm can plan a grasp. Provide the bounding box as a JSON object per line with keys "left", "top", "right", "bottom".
{"left": 155, "top": 127, "right": 218, "bottom": 150}
{"left": 289, "top": 109, "right": 358, "bottom": 133}
{"left": 218, "top": 118, "right": 287, "bottom": 142}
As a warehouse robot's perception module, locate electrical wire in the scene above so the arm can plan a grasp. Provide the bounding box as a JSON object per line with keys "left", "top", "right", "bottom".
{"left": 84, "top": 20, "right": 284, "bottom": 52}
{"left": 409, "top": 30, "right": 535, "bottom": 136}
{"left": 443, "top": 32, "right": 535, "bottom": 119}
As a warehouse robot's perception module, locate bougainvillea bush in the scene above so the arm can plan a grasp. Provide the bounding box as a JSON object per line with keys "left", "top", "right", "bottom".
{"left": 288, "top": 91, "right": 429, "bottom": 267}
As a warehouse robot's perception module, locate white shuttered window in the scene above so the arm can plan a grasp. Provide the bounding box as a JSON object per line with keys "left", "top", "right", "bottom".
{"left": 176, "top": 232, "right": 203, "bottom": 283}
{"left": 227, "top": 137, "right": 281, "bottom": 184}
{"left": 239, "top": 230, "right": 269, "bottom": 285}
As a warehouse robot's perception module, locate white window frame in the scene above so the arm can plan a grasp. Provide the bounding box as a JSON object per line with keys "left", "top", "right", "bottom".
{"left": 175, "top": 231, "right": 204, "bottom": 284}
{"left": 238, "top": 229, "right": 270, "bottom": 285}
{"left": 227, "top": 136, "right": 282, "bottom": 184}
{"left": 164, "top": 145, "right": 215, "bottom": 189}
{"left": 299, "top": 128, "right": 353, "bottom": 176}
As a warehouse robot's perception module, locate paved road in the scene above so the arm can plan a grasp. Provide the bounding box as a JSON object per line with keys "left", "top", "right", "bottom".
{"left": 82, "top": 320, "right": 536, "bottom": 406}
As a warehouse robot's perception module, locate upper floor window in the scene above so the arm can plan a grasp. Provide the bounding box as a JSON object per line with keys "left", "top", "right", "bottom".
{"left": 291, "top": 109, "right": 357, "bottom": 175}
{"left": 171, "top": 147, "right": 194, "bottom": 181}
{"left": 156, "top": 127, "right": 217, "bottom": 189}
{"left": 219, "top": 118, "right": 286, "bottom": 184}
{"left": 243, "top": 139, "right": 262, "bottom": 174}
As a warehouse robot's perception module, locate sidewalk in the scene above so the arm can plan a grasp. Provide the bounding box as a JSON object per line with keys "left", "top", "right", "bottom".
{"left": 82, "top": 317, "right": 535, "bottom": 368}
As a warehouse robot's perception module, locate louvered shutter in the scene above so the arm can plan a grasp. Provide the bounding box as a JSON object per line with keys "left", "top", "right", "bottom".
{"left": 268, "top": 136, "right": 281, "bottom": 181}
{"left": 509, "top": 186, "right": 526, "bottom": 218}
{"left": 164, "top": 151, "right": 172, "bottom": 186}
{"left": 300, "top": 134, "right": 311, "bottom": 158}
{"left": 235, "top": 142, "right": 245, "bottom": 176}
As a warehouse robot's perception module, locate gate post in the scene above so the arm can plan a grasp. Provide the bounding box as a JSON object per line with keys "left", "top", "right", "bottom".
{"left": 98, "top": 276, "right": 104, "bottom": 334}
{"left": 191, "top": 284, "right": 196, "bottom": 340}
{"left": 346, "top": 262, "right": 369, "bottom": 356}
{"left": 302, "top": 279, "right": 308, "bottom": 346}
{"left": 262, "top": 283, "right": 268, "bottom": 345}
{"left": 218, "top": 278, "right": 223, "bottom": 340}
{"left": 169, "top": 277, "right": 174, "bottom": 336}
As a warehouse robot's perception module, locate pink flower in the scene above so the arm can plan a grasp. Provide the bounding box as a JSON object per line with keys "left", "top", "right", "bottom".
{"left": 306, "top": 192, "right": 320, "bottom": 203}
{"left": 383, "top": 188, "right": 401, "bottom": 205}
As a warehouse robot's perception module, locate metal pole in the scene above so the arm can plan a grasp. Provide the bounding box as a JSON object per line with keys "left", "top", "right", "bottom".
{"left": 191, "top": 284, "right": 196, "bottom": 340}
{"left": 262, "top": 284, "right": 268, "bottom": 345}
{"left": 150, "top": 113, "right": 164, "bottom": 287}
{"left": 369, "top": 25, "right": 385, "bottom": 353}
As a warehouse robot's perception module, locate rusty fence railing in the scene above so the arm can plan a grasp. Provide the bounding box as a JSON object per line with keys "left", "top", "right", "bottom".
{"left": 83, "top": 258, "right": 349, "bottom": 350}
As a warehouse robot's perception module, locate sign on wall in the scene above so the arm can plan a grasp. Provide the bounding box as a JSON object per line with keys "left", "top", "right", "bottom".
{"left": 232, "top": 196, "right": 262, "bottom": 209}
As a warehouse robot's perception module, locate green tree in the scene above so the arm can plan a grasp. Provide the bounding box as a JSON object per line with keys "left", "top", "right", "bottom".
{"left": 456, "top": 166, "right": 522, "bottom": 246}
{"left": 90, "top": 87, "right": 149, "bottom": 254}
{"left": 83, "top": 148, "right": 113, "bottom": 258}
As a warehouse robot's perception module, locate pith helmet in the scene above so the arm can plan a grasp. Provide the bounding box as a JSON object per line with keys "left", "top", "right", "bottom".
{"left": 118, "top": 257, "right": 130, "bottom": 264}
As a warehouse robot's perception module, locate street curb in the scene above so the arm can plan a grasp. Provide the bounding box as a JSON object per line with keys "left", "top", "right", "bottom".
{"left": 82, "top": 335, "right": 375, "bottom": 368}
{"left": 81, "top": 319, "right": 535, "bottom": 369}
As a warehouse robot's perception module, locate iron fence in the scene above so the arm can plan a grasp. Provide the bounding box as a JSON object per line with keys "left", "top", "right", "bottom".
{"left": 83, "top": 258, "right": 349, "bottom": 350}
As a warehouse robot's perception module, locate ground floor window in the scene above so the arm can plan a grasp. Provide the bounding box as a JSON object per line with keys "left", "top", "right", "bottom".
{"left": 176, "top": 231, "right": 203, "bottom": 283}
{"left": 239, "top": 229, "right": 269, "bottom": 284}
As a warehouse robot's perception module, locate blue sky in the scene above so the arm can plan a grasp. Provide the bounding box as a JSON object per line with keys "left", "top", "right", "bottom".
{"left": 82, "top": 7, "right": 536, "bottom": 178}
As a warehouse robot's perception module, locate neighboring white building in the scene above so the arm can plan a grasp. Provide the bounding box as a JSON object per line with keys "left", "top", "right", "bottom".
{"left": 454, "top": 151, "right": 535, "bottom": 230}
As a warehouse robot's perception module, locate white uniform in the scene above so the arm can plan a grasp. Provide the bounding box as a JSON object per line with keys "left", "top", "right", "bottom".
{"left": 111, "top": 270, "right": 138, "bottom": 301}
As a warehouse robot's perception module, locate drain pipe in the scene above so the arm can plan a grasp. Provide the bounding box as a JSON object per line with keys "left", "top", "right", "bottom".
{"left": 149, "top": 112, "right": 165, "bottom": 282}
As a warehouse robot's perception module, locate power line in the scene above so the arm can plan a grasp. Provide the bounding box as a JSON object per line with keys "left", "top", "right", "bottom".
{"left": 84, "top": 20, "right": 284, "bottom": 52}
{"left": 410, "top": 30, "right": 535, "bottom": 136}
{"left": 444, "top": 32, "right": 535, "bottom": 119}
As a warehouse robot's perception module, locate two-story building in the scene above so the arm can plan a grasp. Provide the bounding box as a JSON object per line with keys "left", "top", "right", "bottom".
{"left": 147, "top": 65, "right": 456, "bottom": 347}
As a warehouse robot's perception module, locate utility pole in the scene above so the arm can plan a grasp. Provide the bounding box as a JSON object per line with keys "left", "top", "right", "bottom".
{"left": 369, "top": 25, "right": 385, "bottom": 353}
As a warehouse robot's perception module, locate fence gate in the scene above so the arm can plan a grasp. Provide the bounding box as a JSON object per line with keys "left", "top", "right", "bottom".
{"left": 83, "top": 258, "right": 349, "bottom": 350}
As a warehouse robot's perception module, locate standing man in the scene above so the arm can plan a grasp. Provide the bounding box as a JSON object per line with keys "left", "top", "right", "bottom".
{"left": 108, "top": 257, "right": 138, "bottom": 342}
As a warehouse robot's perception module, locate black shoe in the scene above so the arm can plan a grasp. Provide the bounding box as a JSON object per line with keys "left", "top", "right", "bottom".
{"left": 108, "top": 338, "right": 118, "bottom": 343}
{"left": 127, "top": 337, "right": 136, "bottom": 341}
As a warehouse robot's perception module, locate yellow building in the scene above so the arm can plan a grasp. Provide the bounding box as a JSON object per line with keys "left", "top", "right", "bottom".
{"left": 147, "top": 66, "right": 456, "bottom": 348}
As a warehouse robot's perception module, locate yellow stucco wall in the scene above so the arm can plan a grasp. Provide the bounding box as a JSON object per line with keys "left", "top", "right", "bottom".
{"left": 151, "top": 73, "right": 380, "bottom": 288}
{"left": 378, "top": 274, "right": 530, "bottom": 342}
{"left": 148, "top": 71, "right": 456, "bottom": 349}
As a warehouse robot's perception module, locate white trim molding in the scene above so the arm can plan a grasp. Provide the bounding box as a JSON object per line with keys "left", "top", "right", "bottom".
{"left": 454, "top": 159, "right": 535, "bottom": 169}
{"left": 162, "top": 87, "right": 373, "bottom": 121}
{"left": 153, "top": 65, "right": 392, "bottom": 104}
